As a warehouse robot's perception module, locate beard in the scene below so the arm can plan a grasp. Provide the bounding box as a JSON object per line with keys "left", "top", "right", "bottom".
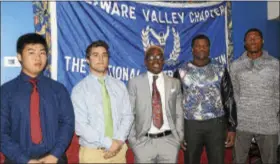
{"left": 194, "top": 52, "right": 209, "bottom": 60}
{"left": 245, "top": 43, "right": 263, "bottom": 54}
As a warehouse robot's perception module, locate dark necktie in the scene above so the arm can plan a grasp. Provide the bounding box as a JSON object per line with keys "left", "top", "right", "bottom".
{"left": 152, "top": 76, "right": 163, "bottom": 129}
{"left": 29, "top": 79, "right": 42, "bottom": 144}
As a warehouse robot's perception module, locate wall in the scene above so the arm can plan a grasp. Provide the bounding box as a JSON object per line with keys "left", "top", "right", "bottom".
{"left": 1, "top": 2, "right": 34, "bottom": 84}
{"left": 232, "top": 1, "right": 280, "bottom": 59}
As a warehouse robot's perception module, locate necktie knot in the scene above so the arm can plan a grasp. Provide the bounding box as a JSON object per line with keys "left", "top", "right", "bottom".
{"left": 98, "top": 77, "right": 105, "bottom": 86}
{"left": 29, "top": 79, "right": 38, "bottom": 87}
{"left": 153, "top": 75, "right": 158, "bottom": 82}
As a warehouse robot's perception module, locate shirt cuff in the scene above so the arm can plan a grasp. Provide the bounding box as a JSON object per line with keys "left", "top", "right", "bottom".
{"left": 18, "top": 154, "right": 30, "bottom": 164}
{"left": 114, "top": 136, "right": 126, "bottom": 144}
{"left": 50, "top": 148, "right": 63, "bottom": 160}
{"left": 103, "top": 137, "right": 112, "bottom": 150}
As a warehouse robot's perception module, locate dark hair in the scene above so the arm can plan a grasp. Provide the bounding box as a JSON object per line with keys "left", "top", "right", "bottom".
{"left": 16, "top": 33, "right": 48, "bottom": 55}
{"left": 244, "top": 28, "right": 263, "bottom": 41}
{"left": 191, "top": 34, "right": 211, "bottom": 48}
{"left": 86, "top": 40, "right": 109, "bottom": 58}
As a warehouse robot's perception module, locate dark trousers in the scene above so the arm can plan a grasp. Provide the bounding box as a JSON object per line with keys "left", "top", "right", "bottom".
{"left": 233, "top": 130, "right": 278, "bottom": 164}
{"left": 4, "top": 154, "right": 67, "bottom": 164}
{"left": 184, "top": 116, "right": 226, "bottom": 164}
{"left": 277, "top": 145, "right": 280, "bottom": 164}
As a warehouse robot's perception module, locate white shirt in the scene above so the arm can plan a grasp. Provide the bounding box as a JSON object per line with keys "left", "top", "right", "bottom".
{"left": 147, "top": 71, "right": 171, "bottom": 134}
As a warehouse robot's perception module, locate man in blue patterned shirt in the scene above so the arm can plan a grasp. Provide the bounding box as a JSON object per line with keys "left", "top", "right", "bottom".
{"left": 175, "top": 34, "right": 237, "bottom": 164}
{"left": 71, "top": 40, "right": 134, "bottom": 163}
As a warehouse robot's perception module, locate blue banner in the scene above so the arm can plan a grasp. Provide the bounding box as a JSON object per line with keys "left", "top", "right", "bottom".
{"left": 54, "top": 1, "right": 228, "bottom": 92}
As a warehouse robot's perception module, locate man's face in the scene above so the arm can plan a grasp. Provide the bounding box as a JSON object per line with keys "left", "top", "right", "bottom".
{"left": 192, "top": 39, "right": 210, "bottom": 60}
{"left": 145, "top": 48, "right": 164, "bottom": 74}
{"left": 87, "top": 46, "right": 109, "bottom": 74}
{"left": 17, "top": 43, "right": 47, "bottom": 77}
{"left": 244, "top": 31, "right": 263, "bottom": 53}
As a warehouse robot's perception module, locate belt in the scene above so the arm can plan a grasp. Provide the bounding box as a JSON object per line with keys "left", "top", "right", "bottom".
{"left": 97, "top": 147, "right": 105, "bottom": 150}
{"left": 145, "top": 130, "right": 172, "bottom": 138}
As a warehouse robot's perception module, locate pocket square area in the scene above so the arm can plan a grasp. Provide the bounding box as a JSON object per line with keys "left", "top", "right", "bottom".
{"left": 171, "top": 88, "right": 176, "bottom": 92}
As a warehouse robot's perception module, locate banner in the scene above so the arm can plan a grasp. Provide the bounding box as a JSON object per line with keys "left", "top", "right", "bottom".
{"left": 34, "top": 1, "right": 231, "bottom": 92}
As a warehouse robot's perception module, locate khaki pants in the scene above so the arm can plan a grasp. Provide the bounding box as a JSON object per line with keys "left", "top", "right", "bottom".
{"left": 79, "top": 144, "right": 128, "bottom": 163}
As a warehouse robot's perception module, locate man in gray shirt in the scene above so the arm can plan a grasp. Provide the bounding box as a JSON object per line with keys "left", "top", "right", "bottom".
{"left": 230, "top": 28, "right": 279, "bottom": 164}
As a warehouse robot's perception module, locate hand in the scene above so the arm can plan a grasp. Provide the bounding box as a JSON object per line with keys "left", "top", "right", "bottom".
{"left": 103, "top": 139, "right": 123, "bottom": 159}
{"left": 28, "top": 159, "right": 41, "bottom": 164}
{"left": 103, "top": 148, "right": 121, "bottom": 159}
{"left": 181, "top": 140, "right": 187, "bottom": 151}
{"left": 108, "top": 139, "right": 123, "bottom": 152}
{"left": 225, "top": 132, "right": 236, "bottom": 148}
{"left": 38, "top": 154, "right": 58, "bottom": 163}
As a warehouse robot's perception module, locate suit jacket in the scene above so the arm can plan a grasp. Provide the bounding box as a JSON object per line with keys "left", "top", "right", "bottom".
{"left": 127, "top": 72, "right": 184, "bottom": 148}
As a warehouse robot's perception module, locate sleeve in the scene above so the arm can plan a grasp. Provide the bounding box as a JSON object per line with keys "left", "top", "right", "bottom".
{"left": 175, "top": 79, "right": 184, "bottom": 142}
{"left": 71, "top": 85, "right": 112, "bottom": 150}
{"left": 126, "top": 80, "right": 137, "bottom": 147}
{"left": 221, "top": 68, "right": 237, "bottom": 132}
{"left": 229, "top": 64, "right": 240, "bottom": 104}
{"left": 50, "top": 85, "right": 75, "bottom": 158}
{"left": 113, "top": 83, "right": 134, "bottom": 143}
{"left": 274, "top": 63, "right": 279, "bottom": 125}
{"left": 0, "top": 85, "right": 30, "bottom": 163}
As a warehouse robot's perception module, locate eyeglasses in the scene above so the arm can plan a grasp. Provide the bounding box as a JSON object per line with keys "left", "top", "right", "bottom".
{"left": 146, "top": 55, "right": 164, "bottom": 61}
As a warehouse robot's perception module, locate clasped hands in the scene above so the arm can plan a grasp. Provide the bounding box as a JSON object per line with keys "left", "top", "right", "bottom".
{"left": 28, "top": 154, "right": 58, "bottom": 164}
{"left": 103, "top": 139, "right": 123, "bottom": 159}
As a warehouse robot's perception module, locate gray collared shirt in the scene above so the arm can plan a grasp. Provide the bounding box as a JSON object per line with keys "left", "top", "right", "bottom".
{"left": 230, "top": 50, "right": 279, "bottom": 135}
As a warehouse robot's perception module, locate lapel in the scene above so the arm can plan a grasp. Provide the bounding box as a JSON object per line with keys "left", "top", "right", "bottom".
{"left": 142, "top": 73, "right": 152, "bottom": 107}
{"left": 141, "top": 73, "right": 153, "bottom": 127}
{"left": 163, "top": 74, "right": 171, "bottom": 113}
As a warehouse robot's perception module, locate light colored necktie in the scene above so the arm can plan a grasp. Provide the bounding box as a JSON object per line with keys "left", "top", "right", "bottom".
{"left": 98, "top": 77, "right": 113, "bottom": 138}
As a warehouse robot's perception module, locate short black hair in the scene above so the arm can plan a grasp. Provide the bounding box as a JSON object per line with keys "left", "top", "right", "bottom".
{"left": 86, "top": 40, "right": 109, "bottom": 58}
{"left": 16, "top": 33, "right": 48, "bottom": 55}
{"left": 244, "top": 28, "right": 263, "bottom": 41}
{"left": 191, "top": 34, "right": 211, "bottom": 48}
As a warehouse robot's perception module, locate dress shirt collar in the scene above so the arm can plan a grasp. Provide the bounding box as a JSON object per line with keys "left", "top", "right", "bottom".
{"left": 89, "top": 72, "right": 109, "bottom": 82}
{"left": 241, "top": 50, "right": 269, "bottom": 61}
{"left": 19, "top": 71, "right": 44, "bottom": 82}
{"left": 240, "top": 50, "right": 270, "bottom": 70}
{"left": 147, "top": 71, "right": 164, "bottom": 81}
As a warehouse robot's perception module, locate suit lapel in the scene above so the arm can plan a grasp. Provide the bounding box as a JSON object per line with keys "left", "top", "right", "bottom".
{"left": 141, "top": 73, "right": 153, "bottom": 132}
{"left": 141, "top": 73, "right": 152, "bottom": 114}
{"left": 142, "top": 73, "right": 152, "bottom": 101}
{"left": 163, "top": 74, "right": 171, "bottom": 113}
